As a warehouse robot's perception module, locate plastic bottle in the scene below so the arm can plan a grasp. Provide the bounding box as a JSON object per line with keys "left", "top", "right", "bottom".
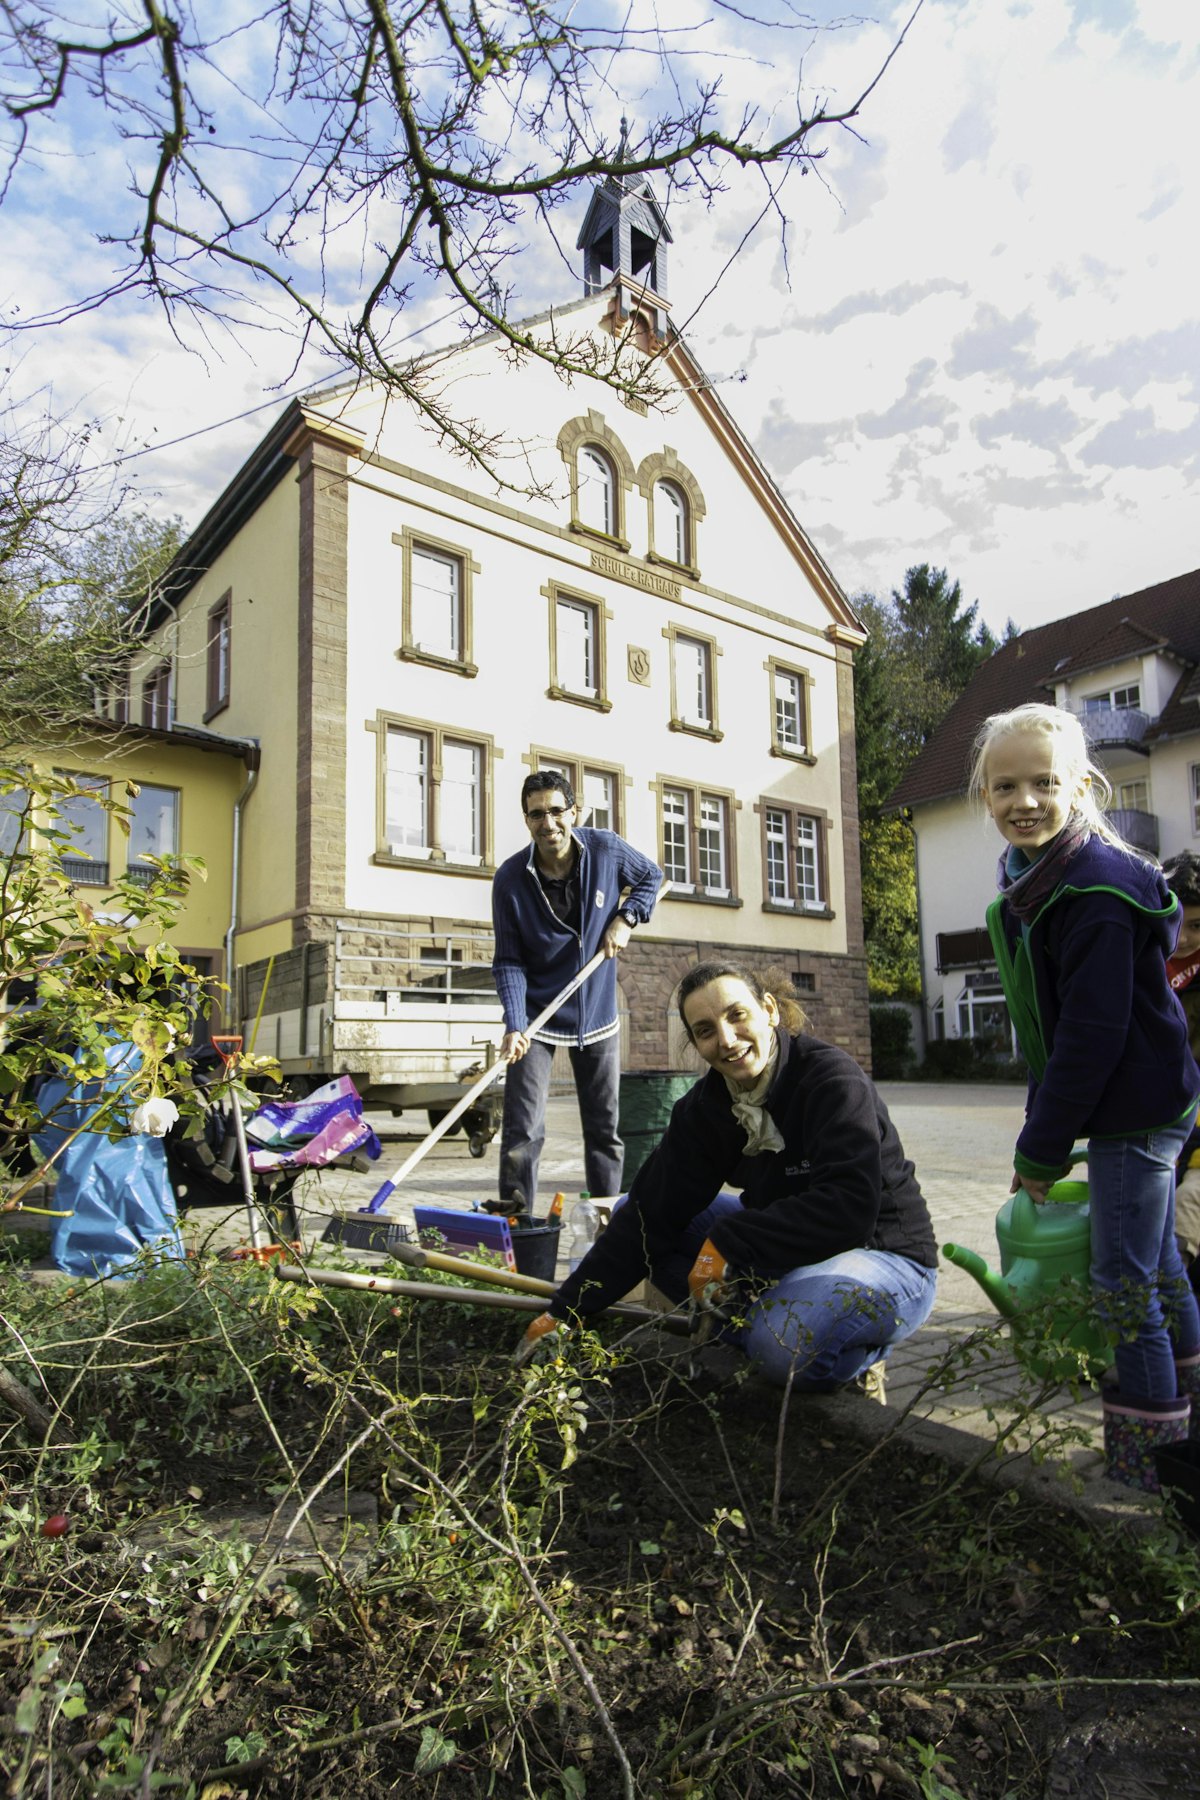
{"left": 546, "top": 1190, "right": 566, "bottom": 1223}
{"left": 567, "top": 1195, "right": 600, "bottom": 1272}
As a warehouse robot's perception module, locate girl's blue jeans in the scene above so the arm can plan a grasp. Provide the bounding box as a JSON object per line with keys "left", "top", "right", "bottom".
{"left": 1087, "top": 1110, "right": 1200, "bottom": 1401}
{"left": 649, "top": 1192, "right": 938, "bottom": 1391}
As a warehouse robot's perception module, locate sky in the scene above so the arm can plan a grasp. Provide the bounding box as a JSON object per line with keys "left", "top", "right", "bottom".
{"left": 1, "top": 0, "right": 1197, "bottom": 641}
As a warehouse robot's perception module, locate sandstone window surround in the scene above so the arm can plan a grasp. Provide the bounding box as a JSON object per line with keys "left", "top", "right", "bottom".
{"left": 557, "top": 410, "right": 636, "bottom": 552}
{"left": 393, "top": 527, "right": 479, "bottom": 676}
{"left": 530, "top": 747, "right": 626, "bottom": 834}
{"left": 766, "top": 658, "right": 816, "bottom": 764}
{"left": 665, "top": 623, "right": 722, "bottom": 741}
{"left": 205, "top": 590, "right": 232, "bottom": 721}
{"left": 372, "top": 711, "right": 496, "bottom": 875}
{"left": 635, "top": 448, "right": 706, "bottom": 579}
{"left": 545, "top": 582, "right": 612, "bottom": 712}
{"left": 758, "top": 800, "right": 833, "bottom": 918}
{"left": 655, "top": 777, "right": 740, "bottom": 906}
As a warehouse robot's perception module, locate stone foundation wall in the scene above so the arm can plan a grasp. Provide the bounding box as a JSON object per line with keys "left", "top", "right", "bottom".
{"left": 238, "top": 920, "right": 872, "bottom": 1074}
{"left": 617, "top": 935, "right": 872, "bottom": 1073}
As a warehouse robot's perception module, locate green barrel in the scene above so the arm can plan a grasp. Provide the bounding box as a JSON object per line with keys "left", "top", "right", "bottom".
{"left": 618, "top": 1070, "right": 699, "bottom": 1188}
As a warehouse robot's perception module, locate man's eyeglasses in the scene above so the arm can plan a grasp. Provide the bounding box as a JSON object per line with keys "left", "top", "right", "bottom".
{"left": 525, "top": 806, "right": 572, "bottom": 823}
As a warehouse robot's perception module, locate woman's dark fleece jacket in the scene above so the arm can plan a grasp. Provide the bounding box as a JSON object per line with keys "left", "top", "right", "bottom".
{"left": 549, "top": 1028, "right": 936, "bottom": 1322}
{"left": 986, "top": 835, "right": 1200, "bottom": 1183}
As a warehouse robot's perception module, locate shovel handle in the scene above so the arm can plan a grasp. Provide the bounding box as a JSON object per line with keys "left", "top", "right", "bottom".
{"left": 384, "top": 947, "right": 608, "bottom": 1189}
{"left": 388, "top": 1237, "right": 558, "bottom": 1297}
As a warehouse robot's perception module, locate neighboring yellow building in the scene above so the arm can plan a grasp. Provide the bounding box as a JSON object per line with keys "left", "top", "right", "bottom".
{"left": 111, "top": 176, "right": 871, "bottom": 1090}
{"left": 2, "top": 722, "right": 259, "bottom": 1011}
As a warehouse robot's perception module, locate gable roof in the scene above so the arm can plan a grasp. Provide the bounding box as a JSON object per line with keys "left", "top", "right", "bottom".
{"left": 148, "top": 280, "right": 863, "bottom": 641}
{"left": 889, "top": 565, "right": 1200, "bottom": 810}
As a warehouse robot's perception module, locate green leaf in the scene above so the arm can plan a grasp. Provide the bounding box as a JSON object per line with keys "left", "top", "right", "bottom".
{"left": 413, "top": 1726, "right": 457, "bottom": 1773}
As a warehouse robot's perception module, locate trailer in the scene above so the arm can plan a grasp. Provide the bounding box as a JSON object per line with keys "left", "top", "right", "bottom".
{"left": 237, "top": 922, "right": 506, "bottom": 1156}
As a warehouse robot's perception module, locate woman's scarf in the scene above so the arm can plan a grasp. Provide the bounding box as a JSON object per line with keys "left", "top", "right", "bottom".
{"left": 996, "top": 816, "right": 1091, "bottom": 923}
{"left": 723, "top": 1034, "right": 785, "bottom": 1155}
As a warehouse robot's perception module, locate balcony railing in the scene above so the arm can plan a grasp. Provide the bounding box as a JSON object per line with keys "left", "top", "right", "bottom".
{"left": 60, "top": 856, "right": 109, "bottom": 886}
{"left": 1110, "top": 808, "right": 1159, "bottom": 855}
{"left": 1076, "top": 705, "right": 1151, "bottom": 749}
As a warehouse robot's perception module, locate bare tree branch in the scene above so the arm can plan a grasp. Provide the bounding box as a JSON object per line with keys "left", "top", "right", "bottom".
{"left": 0, "top": 1, "right": 922, "bottom": 466}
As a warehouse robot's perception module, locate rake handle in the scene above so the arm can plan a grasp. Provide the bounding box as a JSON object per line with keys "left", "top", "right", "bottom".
{"left": 384, "top": 947, "right": 608, "bottom": 1190}
{"left": 274, "top": 1261, "right": 692, "bottom": 1333}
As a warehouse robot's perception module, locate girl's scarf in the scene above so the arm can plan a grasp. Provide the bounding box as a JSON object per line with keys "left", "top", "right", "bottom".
{"left": 723, "top": 1034, "right": 785, "bottom": 1156}
{"left": 996, "top": 817, "right": 1091, "bottom": 923}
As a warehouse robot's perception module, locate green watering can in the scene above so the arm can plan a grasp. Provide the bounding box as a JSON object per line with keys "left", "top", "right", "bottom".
{"left": 942, "top": 1173, "right": 1114, "bottom": 1376}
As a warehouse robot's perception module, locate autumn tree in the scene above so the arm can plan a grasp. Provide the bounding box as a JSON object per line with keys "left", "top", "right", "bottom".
{"left": 854, "top": 565, "right": 1009, "bottom": 998}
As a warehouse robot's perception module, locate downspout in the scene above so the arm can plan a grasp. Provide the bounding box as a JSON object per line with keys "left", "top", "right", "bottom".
{"left": 225, "top": 742, "right": 262, "bottom": 1020}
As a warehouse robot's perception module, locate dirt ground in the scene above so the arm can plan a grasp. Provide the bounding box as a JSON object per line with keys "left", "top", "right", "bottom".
{"left": 3, "top": 1252, "right": 1200, "bottom": 1800}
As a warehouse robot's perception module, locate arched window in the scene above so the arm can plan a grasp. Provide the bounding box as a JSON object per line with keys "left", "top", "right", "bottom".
{"left": 653, "top": 480, "right": 688, "bottom": 565}
{"left": 577, "top": 446, "right": 616, "bottom": 536}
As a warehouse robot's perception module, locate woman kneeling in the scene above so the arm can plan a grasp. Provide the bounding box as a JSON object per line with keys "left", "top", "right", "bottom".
{"left": 519, "top": 961, "right": 938, "bottom": 1390}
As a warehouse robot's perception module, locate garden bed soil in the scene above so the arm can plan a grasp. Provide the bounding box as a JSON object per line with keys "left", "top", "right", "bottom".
{"left": 3, "top": 1264, "right": 1199, "bottom": 1799}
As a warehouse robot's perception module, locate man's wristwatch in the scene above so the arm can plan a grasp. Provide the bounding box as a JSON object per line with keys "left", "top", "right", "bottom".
{"left": 618, "top": 907, "right": 637, "bottom": 929}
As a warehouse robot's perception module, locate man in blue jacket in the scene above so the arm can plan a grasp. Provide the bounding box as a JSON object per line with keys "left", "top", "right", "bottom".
{"left": 491, "top": 769, "right": 663, "bottom": 1214}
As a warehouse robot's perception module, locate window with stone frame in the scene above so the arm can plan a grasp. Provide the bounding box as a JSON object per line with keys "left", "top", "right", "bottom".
{"left": 659, "top": 781, "right": 735, "bottom": 900}
{"left": 545, "top": 584, "right": 611, "bottom": 711}
{"left": 761, "top": 802, "right": 829, "bottom": 914}
{"left": 666, "top": 624, "right": 721, "bottom": 739}
{"left": 378, "top": 716, "right": 492, "bottom": 870}
{"left": 531, "top": 750, "right": 623, "bottom": 834}
{"left": 394, "top": 529, "right": 477, "bottom": 674}
{"left": 768, "top": 660, "right": 813, "bottom": 759}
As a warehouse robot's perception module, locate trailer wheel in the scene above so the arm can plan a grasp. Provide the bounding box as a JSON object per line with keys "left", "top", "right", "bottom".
{"left": 427, "top": 1108, "right": 463, "bottom": 1136}
{"left": 468, "top": 1132, "right": 488, "bottom": 1158}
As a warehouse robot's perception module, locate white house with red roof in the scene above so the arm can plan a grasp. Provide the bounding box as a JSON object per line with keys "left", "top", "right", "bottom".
{"left": 889, "top": 568, "right": 1200, "bottom": 1054}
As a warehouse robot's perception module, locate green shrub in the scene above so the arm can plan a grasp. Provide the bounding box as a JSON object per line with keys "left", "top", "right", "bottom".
{"left": 920, "top": 1039, "right": 1025, "bottom": 1083}
{"left": 869, "top": 1004, "right": 915, "bottom": 1078}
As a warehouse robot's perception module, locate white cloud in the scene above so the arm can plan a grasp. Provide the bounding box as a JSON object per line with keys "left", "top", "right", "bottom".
{"left": 1, "top": 0, "right": 1197, "bottom": 637}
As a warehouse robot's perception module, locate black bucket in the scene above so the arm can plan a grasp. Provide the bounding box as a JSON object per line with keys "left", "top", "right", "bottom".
{"left": 510, "top": 1216, "right": 562, "bottom": 1283}
{"left": 618, "top": 1070, "right": 700, "bottom": 1188}
{"left": 1155, "top": 1441, "right": 1200, "bottom": 1537}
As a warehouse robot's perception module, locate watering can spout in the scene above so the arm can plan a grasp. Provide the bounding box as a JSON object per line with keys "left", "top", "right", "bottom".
{"left": 941, "top": 1241, "right": 1019, "bottom": 1320}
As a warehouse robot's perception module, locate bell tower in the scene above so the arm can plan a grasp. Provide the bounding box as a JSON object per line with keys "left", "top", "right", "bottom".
{"left": 576, "top": 121, "right": 673, "bottom": 341}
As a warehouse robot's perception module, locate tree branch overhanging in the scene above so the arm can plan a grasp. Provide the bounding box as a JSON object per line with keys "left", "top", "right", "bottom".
{"left": 0, "top": 1, "right": 923, "bottom": 465}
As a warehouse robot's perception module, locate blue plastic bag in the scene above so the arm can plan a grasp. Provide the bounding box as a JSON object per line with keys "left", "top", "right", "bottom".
{"left": 33, "top": 1040, "right": 186, "bottom": 1278}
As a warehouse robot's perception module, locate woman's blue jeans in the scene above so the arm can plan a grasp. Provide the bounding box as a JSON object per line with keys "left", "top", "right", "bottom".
{"left": 1087, "top": 1111, "right": 1200, "bottom": 1401}
{"left": 651, "top": 1193, "right": 938, "bottom": 1391}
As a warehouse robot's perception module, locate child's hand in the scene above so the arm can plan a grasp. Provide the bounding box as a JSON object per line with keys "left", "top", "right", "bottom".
{"left": 1012, "top": 1171, "right": 1058, "bottom": 1205}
